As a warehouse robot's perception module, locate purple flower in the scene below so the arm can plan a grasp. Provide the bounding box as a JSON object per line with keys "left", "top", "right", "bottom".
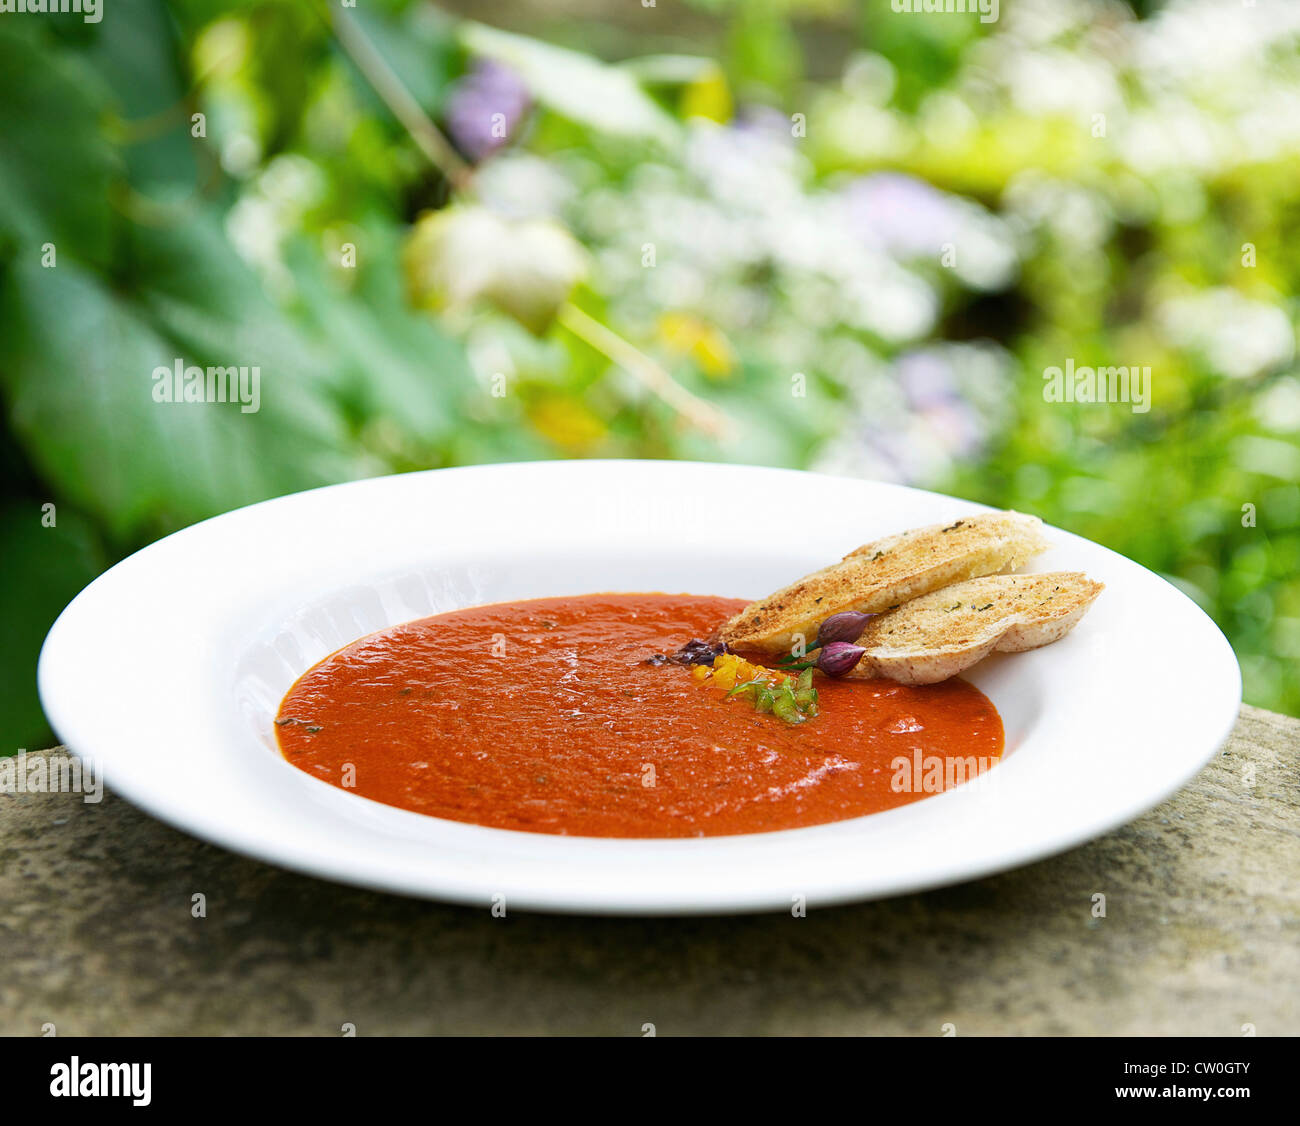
{"left": 893, "top": 347, "right": 996, "bottom": 460}
{"left": 445, "top": 60, "right": 531, "bottom": 163}
{"left": 731, "top": 104, "right": 795, "bottom": 146}
{"left": 896, "top": 349, "right": 959, "bottom": 409}
{"left": 841, "top": 173, "right": 957, "bottom": 257}
{"left": 922, "top": 399, "right": 987, "bottom": 459}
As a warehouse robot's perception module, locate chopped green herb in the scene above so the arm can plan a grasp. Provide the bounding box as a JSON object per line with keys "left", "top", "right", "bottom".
{"left": 707, "top": 657, "right": 820, "bottom": 725}
{"left": 793, "top": 668, "right": 820, "bottom": 717}
{"left": 771, "top": 683, "right": 805, "bottom": 724}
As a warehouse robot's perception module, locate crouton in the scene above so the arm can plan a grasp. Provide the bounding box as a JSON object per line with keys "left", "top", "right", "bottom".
{"left": 715, "top": 511, "right": 1048, "bottom": 656}
{"left": 843, "top": 572, "right": 1104, "bottom": 684}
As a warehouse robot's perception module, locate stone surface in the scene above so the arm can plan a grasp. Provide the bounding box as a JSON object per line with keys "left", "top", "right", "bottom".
{"left": 1, "top": 705, "right": 1295, "bottom": 1036}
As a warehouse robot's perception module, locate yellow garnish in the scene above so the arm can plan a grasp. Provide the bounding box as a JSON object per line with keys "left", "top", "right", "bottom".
{"left": 699, "top": 653, "right": 784, "bottom": 692}
{"left": 691, "top": 654, "right": 819, "bottom": 725}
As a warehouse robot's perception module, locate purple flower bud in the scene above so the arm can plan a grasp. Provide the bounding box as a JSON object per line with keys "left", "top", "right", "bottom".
{"left": 445, "top": 61, "right": 531, "bottom": 163}
{"left": 817, "top": 642, "right": 866, "bottom": 677}
{"left": 815, "top": 611, "right": 874, "bottom": 648}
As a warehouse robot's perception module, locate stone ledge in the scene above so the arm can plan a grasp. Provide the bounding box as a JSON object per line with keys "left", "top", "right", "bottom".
{"left": 0, "top": 704, "right": 1295, "bottom": 1035}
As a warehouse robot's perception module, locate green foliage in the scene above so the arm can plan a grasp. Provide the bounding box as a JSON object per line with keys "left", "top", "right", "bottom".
{"left": 0, "top": 25, "right": 118, "bottom": 264}
{"left": 0, "top": 502, "right": 105, "bottom": 750}
{"left": 0, "top": 1, "right": 473, "bottom": 747}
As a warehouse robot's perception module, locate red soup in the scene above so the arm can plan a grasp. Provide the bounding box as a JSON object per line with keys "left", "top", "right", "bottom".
{"left": 276, "top": 593, "right": 1004, "bottom": 838}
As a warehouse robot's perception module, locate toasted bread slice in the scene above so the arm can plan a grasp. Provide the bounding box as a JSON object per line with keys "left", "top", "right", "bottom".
{"left": 715, "top": 511, "right": 1048, "bottom": 656}
{"left": 842, "top": 572, "right": 1103, "bottom": 684}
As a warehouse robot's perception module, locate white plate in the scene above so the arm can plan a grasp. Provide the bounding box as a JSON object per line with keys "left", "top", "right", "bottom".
{"left": 39, "top": 460, "right": 1241, "bottom": 915}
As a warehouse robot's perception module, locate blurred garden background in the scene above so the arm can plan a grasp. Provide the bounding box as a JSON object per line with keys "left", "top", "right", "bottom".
{"left": 2, "top": 0, "right": 1299, "bottom": 749}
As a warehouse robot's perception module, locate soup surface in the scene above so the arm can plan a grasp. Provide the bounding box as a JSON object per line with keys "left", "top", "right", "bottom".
{"left": 276, "top": 593, "right": 1004, "bottom": 837}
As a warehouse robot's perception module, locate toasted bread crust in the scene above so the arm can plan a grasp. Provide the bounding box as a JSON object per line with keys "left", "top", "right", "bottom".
{"left": 843, "top": 572, "right": 1104, "bottom": 684}
{"left": 715, "top": 511, "right": 1048, "bottom": 656}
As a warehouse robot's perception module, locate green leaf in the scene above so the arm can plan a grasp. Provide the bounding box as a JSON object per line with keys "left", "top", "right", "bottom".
{"left": 285, "top": 227, "right": 474, "bottom": 443}
{"left": 0, "top": 502, "right": 105, "bottom": 752}
{"left": 460, "top": 22, "right": 679, "bottom": 145}
{"left": 126, "top": 206, "right": 347, "bottom": 402}
{"left": 0, "top": 254, "right": 363, "bottom": 542}
{"left": 0, "top": 27, "right": 119, "bottom": 267}
{"left": 72, "top": 0, "right": 199, "bottom": 191}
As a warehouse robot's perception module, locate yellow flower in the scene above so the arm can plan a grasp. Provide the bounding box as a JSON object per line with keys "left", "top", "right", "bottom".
{"left": 657, "top": 312, "right": 736, "bottom": 380}
{"left": 680, "top": 64, "right": 733, "bottom": 125}
{"left": 525, "top": 394, "right": 607, "bottom": 452}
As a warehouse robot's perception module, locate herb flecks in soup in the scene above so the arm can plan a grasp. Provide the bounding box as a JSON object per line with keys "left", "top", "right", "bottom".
{"left": 276, "top": 593, "right": 1004, "bottom": 838}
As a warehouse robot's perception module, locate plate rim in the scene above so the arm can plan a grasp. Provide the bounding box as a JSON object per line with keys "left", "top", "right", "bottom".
{"left": 37, "top": 458, "right": 1243, "bottom": 915}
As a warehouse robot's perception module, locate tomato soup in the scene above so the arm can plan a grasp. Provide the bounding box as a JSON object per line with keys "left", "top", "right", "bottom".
{"left": 276, "top": 593, "right": 1004, "bottom": 837}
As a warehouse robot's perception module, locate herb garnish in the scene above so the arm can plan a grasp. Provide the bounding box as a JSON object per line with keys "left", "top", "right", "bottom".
{"left": 691, "top": 655, "right": 819, "bottom": 725}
